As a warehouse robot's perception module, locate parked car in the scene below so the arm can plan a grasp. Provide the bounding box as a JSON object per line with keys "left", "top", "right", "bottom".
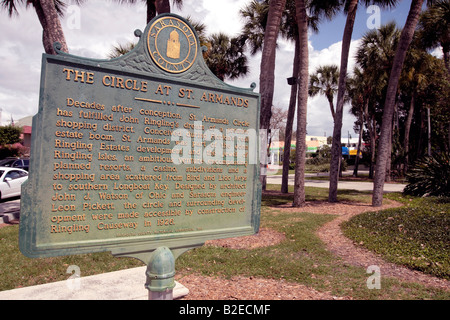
{"left": 0, "top": 158, "right": 29, "bottom": 171}
{"left": 0, "top": 167, "right": 28, "bottom": 200}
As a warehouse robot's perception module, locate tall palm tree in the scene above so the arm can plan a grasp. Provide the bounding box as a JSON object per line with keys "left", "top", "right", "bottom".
{"left": 258, "top": 0, "right": 286, "bottom": 131}
{"left": 400, "top": 43, "right": 433, "bottom": 174}
{"left": 328, "top": 0, "right": 398, "bottom": 203}
{"left": 347, "top": 67, "right": 366, "bottom": 177}
{"left": 239, "top": 0, "right": 336, "bottom": 196}
{"left": 258, "top": 0, "right": 286, "bottom": 190}
{"left": 308, "top": 64, "right": 340, "bottom": 121}
{"left": 355, "top": 22, "right": 401, "bottom": 179}
{"left": 282, "top": 0, "right": 336, "bottom": 196}
{"left": 1, "top": 0, "right": 73, "bottom": 54}
{"left": 372, "top": 0, "right": 425, "bottom": 207}
{"left": 240, "top": 0, "right": 296, "bottom": 194}
{"left": 292, "top": 0, "right": 309, "bottom": 207}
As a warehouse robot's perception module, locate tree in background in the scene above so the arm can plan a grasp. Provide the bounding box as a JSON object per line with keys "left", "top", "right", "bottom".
{"left": 418, "top": 0, "right": 450, "bottom": 77}
{"left": 1, "top": 0, "right": 75, "bottom": 54}
{"left": 308, "top": 64, "right": 340, "bottom": 121}
{"left": 0, "top": 125, "right": 23, "bottom": 158}
{"left": 329, "top": 0, "right": 398, "bottom": 203}
{"left": 202, "top": 33, "right": 248, "bottom": 81}
{"left": 373, "top": 0, "right": 425, "bottom": 206}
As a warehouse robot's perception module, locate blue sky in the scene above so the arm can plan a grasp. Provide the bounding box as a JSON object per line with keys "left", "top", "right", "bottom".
{"left": 310, "top": 1, "right": 412, "bottom": 50}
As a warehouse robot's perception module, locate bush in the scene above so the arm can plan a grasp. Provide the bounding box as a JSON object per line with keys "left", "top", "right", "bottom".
{"left": 403, "top": 152, "right": 450, "bottom": 197}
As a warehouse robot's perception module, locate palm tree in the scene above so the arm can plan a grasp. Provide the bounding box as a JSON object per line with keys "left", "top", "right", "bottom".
{"left": 258, "top": 0, "right": 286, "bottom": 132}
{"left": 239, "top": 0, "right": 336, "bottom": 197}
{"left": 328, "top": 0, "right": 398, "bottom": 203}
{"left": 282, "top": 1, "right": 336, "bottom": 196}
{"left": 292, "top": 0, "right": 309, "bottom": 207}
{"left": 347, "top": 67, "right": 366, "bottom": 177}
{"left": 257, "top": 0, "right": 286, "bottom": 190}
{"left": 355, "top": 23, "right": 401, "bottom": 178}
{"left": 240, "top": 0, "right": 295, "bottom": 193}
{"left": 203, "top": 33, "right": 249, "bottom": 81}
{"left": 239, "top": 0, "right": 269, "bottom": 55}
{"left": 308, "top": 64, "right": 340, "bottom": 121}
{"left": 418, "top": 0, "right": 450, "bottom": 77}
{"left": 108, "top": 42, "right": 136, "bottom": 59}
{"left": 372, "top": 0, "right": 425, "bottom": 207}
{"left": 1, "top": 0, "right": 72, "bottom": 54}
{"left": 400, "top": 43, "right": 432, "bottom": 174}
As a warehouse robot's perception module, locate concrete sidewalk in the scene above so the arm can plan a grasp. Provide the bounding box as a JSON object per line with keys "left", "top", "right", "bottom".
{"left": 266, "top": 174, "right": 406, "bottom": 193}
{"left": 0, "top": 266, "right": 189, "bottom": 300}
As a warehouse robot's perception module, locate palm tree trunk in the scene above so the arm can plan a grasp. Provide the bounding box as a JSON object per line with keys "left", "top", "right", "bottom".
{"left": 281, "top": 38, "right": 300, "bottom": 193}
{"left": 146, "top": 0, "right": 157, "bottom": 23}
{"left": 443, "top": 44, "right": 450, "bottom": 78}
{"left": 385, "top": 120, "right": 392, "bottom": 182}
{"left": 36, "top": 0, "right": 68, "bottom": 54}
{"left": 427, "top": 106, "right": 431, "bottom": 156}
{"left": 403, "top": 93, "right": 415, "bottom": 175}
{"left": 155, "top": 0, "right": 170, "bottom": 14}
{"left": 327, "top": 95, "right": 336, "bottom": 121}
{"left": 353, "top": 110, "right": 364, "bottom": 177}
{"left": 259, "top": 0, "right": 286, "bottom": 190}
{"left": 329, "top": 0, "right": 358, "bottom": 202}
{"left": 293, "top": 0, "right": 308, "bottom": 207}
{"left": 372, "top": 0, "right": 424, "bottom": 207}
{"left": 369, "top": 116, "right": 376, "bottom": 179}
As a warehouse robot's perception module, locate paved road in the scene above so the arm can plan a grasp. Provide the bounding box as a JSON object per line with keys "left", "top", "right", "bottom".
{"left": 266, "top": 174, "right": 406, "bottom": 193}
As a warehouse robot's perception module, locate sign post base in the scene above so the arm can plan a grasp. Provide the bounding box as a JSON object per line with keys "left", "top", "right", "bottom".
{"left": 145, "top": 246, "right": 176, "bottom": 300}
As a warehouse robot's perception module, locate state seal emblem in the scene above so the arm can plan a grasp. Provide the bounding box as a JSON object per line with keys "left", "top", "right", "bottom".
{"left": 147, "top": 16, "right": 198, "bottom": 74}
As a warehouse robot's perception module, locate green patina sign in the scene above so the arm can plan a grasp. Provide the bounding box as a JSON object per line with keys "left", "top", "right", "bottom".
{"left": 19, "top": 14, "right": 261, "bottom": 265}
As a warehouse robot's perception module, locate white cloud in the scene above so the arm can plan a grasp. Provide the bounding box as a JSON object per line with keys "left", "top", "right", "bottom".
{"left": 230, "top": 37, "right": 361, "bottom": 138}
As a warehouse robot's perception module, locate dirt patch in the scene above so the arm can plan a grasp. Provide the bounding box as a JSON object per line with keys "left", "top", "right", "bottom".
{"left": 179, "top": 197, "right": 449, "bottom": 298}
{"left": 205, "top": 227, "right": 285, "bottom": 249}
{"left": 175, "top": 273, "right": 350, "bottom": 300}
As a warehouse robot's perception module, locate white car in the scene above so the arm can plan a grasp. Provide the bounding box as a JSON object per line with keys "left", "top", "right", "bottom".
{"left": 0, "top": 167, "right": 28, "bottom": 200}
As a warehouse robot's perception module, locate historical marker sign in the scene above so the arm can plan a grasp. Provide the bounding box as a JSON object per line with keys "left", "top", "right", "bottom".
{"left": 19, "top": 14, "right": 261, "bottom": 263}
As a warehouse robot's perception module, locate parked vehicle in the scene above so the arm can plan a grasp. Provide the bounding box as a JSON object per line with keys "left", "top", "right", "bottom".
{"left": 0, "top": 167, "right": 28, "bottom": 200}
{"left": 0, "top": 158, "right": 29, "bottom": 171}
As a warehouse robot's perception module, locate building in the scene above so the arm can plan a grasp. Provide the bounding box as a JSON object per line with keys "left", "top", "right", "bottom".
{"left": 269, "top": 135, "right": 361, "bottom": 164}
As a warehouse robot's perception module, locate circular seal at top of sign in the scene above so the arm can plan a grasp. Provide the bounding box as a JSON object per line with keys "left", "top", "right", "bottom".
{"left": 147, "top": 16, "right": 198, "bottom": 74}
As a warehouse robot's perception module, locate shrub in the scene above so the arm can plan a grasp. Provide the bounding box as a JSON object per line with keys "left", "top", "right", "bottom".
{"left": 403, "top": 152, "right": 450, "bottom": 197}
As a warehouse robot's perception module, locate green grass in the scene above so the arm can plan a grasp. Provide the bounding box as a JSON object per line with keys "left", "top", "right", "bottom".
{"left": 1, "top": 187, "right": 449, "bottom": 299}
{"left": 0, "top": 226, "right": 143, "bottom": 291}
{"left": 342, "top": 194, "right": 450, "bottom": 280}
{"left": 176, "top": 193, "right": 449, "bottom": 299}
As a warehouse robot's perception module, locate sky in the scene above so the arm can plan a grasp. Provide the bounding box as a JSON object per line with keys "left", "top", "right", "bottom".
{"left": 0, "top": 0, "right": 440, "bottom": 137}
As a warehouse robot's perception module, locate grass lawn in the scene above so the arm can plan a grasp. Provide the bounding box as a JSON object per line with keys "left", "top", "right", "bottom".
{"left": 342, "top": 194, "right": 450, "bottom": 280}
{"left": 0, "top": 186, "right": 448, "bottom": 299}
